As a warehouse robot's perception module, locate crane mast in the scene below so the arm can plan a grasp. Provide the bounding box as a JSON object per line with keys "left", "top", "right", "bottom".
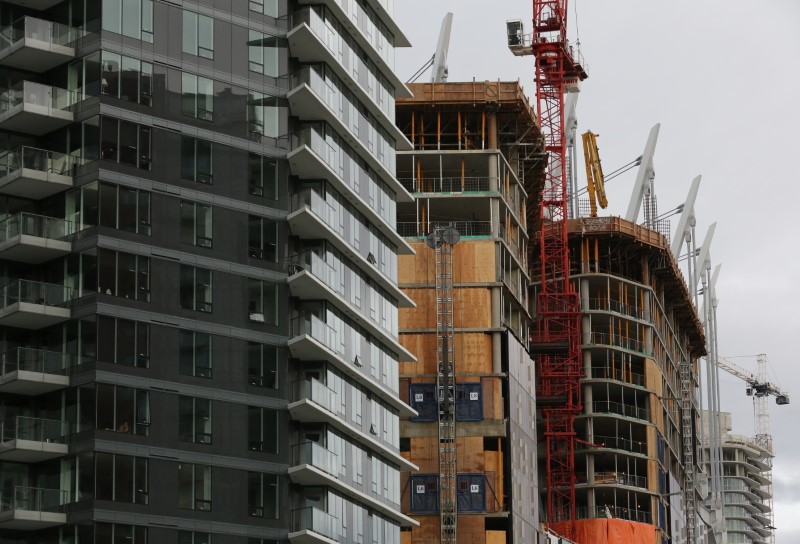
{"left": 507, "top": 1, "right": 587, "bottom": 536}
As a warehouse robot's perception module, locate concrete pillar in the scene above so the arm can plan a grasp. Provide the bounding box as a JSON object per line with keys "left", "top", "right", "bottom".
{"left": 492, "top": 332, "right": 502, "bottom": 374}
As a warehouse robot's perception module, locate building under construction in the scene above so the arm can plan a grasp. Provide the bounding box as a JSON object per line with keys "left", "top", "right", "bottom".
{"left": 394, "top": 82, "right": 708, "bottom": 544}
{"left": 395, "top": 80, "right": 547, "bottom": 544}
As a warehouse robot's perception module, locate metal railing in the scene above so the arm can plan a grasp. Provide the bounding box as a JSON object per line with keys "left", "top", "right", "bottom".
{"left": 1, "top": 347, "right": 84, "bottom": 376}
{"left": 398, "top": 176, "right": 493, "bottom": 194}
{"left": 576, "top": 505, "right": 651, "bottom": 524}
{"left": 592, "top": 400, "right": 650, "bottom": 422}
{"left": 0, "top": 279, "right": 71, "bottom": 309}
{"left": 0, "top": 16, "right": 83, "bottom": 55}
{"left": 589, "top": 365, "right": 646, "bottom": 387}
{"left": 0, "top": 145, "right": 81, "bottom": 178}
{"left": 591, "top": 471, "right": 647, "bottom": 489}
{"left": 585, "top": 434, "right": 648, "bottom": 454}
{"left": 585, "top": 298, "right": 647, "bottom": 321}
{"left": 0, "top": 416, "right": 68, "bottom": 443}
{"left": 293, "top": 378, "right": 338, "bottom": 415}
{"left": 0, "top": 486, "right": 67, "bottom": 513}
{"left": 396, "top": 220, "right": 492, "bottom": 238}
{"left": 291, "top": 507, "right": 339, "bottom": 541}
{"left": 0, "top": 213, "right": 73, "bottom": 243}
{"left": 292, "top": 441, "right": 338, "bottom": 477}
{"left": 0, "top": 81, "right": 75, "bottom": 115}
{"left": 587, "top": 331, "right": 649, "bottom": 355}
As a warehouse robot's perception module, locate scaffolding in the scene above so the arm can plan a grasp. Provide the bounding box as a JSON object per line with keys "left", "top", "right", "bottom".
{"left": 680, "top": 360, "right": 697, "bottom": 544}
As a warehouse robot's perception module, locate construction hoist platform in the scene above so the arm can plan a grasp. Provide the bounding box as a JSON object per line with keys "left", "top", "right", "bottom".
{"left": 426, "top": 226, "right": 460, "bottom": 544}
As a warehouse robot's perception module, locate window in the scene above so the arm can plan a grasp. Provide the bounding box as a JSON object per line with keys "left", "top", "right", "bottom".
{"left": 248, "top": 30, "right": 280, "bottom": 77}
{"left": 102, "top": 0, "right": 153, "bottom": 42}
{"left": 96, "top": 384, "right": 150, "bottom": 435}
{"left": 248, "top": 216, "right": 277, "bottom": 261}
{"left": 409, "top": 475, "right": 438, "bottom": 513}
{"left": 247, "top": 343, "right": 278, "bottom": 388}
{"left": 179, "top": 396, "right": 212, "bottom": 444}
{"left": 101, "top": 51, "right": 153, "bottom": 105}
{"left": 181, "top": 201, "right": 213, "bottom": 248}
{"left": 97, "top": 249, "right": 150, "bottom": 301}
{"left": 247, "top": 407, "right": 278, "bottom": 453}
{"left": 95, "top": 522, "right": 148, "bottom": 544}
{"left": 248, "top": 279, "right": 278, "bottom": 324}
{"left": 249, "top": 0, "right": 278, "bottom": 16}
{"left": 95, "top": 453, "right": 149, "bottom": 504}
{"left": 247, "top": 91, "right": 280, "bottom": 138}
{"left": 100, "top": 117, "right": 151, "bottom": 169}
{"left": 248, "top": 153, "right": 278, "bottom": 199}
{"left": 183, "top": 11, "right": 214, "bottom": 59}
{"left": 181, "top": 136, "right": 213, "bottom": 183}
{"left": 178, "top": 463, "right": 211, "bottom": 511}
{"left": 182, "top": 73, "right": 214, "bottom": 121}
{"left": 97, "top": 316, "right": 149, "bottom": 367}
{"left": 247, "top": 472, "right": 279, "bottom": 518}
{"left": 180, "top": 265, "right": 212, "bottom": 312}
{"left": 179, "top": 532, "right": 211, "bottom": 544}
{"left": 179, "top": 330, "right": 212, "bottom": 378}
{"left": 95, "top": 182, "right": 151, "bottom": 235}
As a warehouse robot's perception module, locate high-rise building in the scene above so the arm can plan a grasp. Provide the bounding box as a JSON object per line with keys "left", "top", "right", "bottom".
{"left": 703, "top": 411, "right": 774, "bottom": 544}
{"left": 0, "top": 1, "right": 415, "bottom": 543}
{"left": 393, "top": 80, "right": 548, "bottom": 544}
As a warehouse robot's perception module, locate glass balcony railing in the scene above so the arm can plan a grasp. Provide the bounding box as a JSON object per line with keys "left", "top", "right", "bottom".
{"left": 0, "top": 81, "right": 74, "bottom": 115}
{"left": 0, "top": 347, "right": 84, "bottom": 376}
{"left": 293, "top": 378, "right": 338, "bottom": 414}
{"left": 0, "top": 280, "right": 71, "bottom": 308}
{"left": 0, "top": 416, "right": 69, "bottom": 444}
{"left": 0, "top": 16, "right": 83, "bottom": 56}
{"left": 0, "top": 213, "right": 73, "bottom": 243}
{"left": 292, "top": 313, "right": 339, "bottom": 353}
{"left": 0, "top": 145, "right": 81, "bottom": 178}
{"left": 592, "top": 400, "right": 650, "bottom": 422}
{"left": 292, "top": 441, "right": 338, "bottom": 477}
{"left": 0, "top": 486, "right": 67, "bottom": 513}
{"left": 291, "top": 506, "right": 339, "bottom": 541}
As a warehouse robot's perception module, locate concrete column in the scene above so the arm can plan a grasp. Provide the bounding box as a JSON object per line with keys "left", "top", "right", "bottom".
{"left": 492, "top": 332, "right": 502, "bottom": 374}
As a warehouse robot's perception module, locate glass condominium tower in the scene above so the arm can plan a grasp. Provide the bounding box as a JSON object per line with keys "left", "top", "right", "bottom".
{"left": 0, "top": 0, "right": 415, "bottom": 543}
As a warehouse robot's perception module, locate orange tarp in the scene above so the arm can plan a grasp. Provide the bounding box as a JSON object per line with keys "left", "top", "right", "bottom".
{"left": 550, "top": 519, "right": 657, "bottom": 544}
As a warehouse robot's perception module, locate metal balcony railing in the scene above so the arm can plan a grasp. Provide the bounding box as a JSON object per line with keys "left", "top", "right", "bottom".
{"left": 291, "top": 506, "right": 339, "bottom": 540}
{"left": 0, "top": 279, "right": 71, "bottom": 309}
{"left": 586, "top": 434, "right": 648, "bottom": 454}
{"left": 0, "top": 347, "right": 84, "bottom": 376}
{"left": 396, "top": 220, "right": 492, "bottom": 238}
{"left": 587, "top": 331, "right": 649, "bottom": 355}
{"left": 592, "top": 400, "right": 650, "bottom": 422}
{"left": 398, "top": 176, "right": 493, "bottom": 194}
{"left": 292, "top": 441, "right": 338, "bottom": 477}
{"left": 576, "top": 505, "right": 651, "bottom": 524}
{"left": 0, "top": 16, "right": 83, "bottom": 54}
{"left": 589, "top": 365, "right": 646, "bottom": 387}
{"left": 0, "top": 145, "right": 81, "bottom": 178}
{"left": 0, "top": 415, "right": 69, "bottom": 443}
{"left": 0, "top": 213, "right": 73, "bottom": 243}
{"left": 0, "top": 486, "right": 67, "bottom": 513}
{"left": 590, "top": 471, "right": 648, "bottom": 489}
{"left": 585, "top": 297, "right": 648, "bottom": 321}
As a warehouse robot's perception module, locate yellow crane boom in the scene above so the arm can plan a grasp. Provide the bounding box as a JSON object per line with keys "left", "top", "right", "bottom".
{"left": 582, "top": 131, "right": 608, "bottom": 217}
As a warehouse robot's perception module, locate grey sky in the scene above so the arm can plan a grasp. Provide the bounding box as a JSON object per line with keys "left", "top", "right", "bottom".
{"left": 393, "top": 1, "right": 800, "bottom": 541}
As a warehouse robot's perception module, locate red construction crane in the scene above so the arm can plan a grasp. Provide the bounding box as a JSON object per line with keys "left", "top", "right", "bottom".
{"left": 508, "top": 2, "right": 587, "bottom": 538}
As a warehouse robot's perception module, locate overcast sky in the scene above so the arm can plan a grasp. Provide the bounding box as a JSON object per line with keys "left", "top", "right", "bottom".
{"left": 393, "top": 1, "right": 800, "bottom": 541}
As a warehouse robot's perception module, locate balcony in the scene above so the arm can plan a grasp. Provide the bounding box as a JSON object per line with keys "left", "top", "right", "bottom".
{"left": 586, "top": 331, "right": 651, "bottom": 356}
{"left": 576, "top": 504, "right": 651, "bottom": 524}
{"left": 0, "top": 17, "right": 82, "bottom": 72}
{"left": 588, "top": 365, "right": 646, "bottom": 388}
{"left": 0, "top": 146, "right": 78, "bottom": 198}
{"left": 0, "top": 213, "right": 73, "bottom": 263}
{"left": 289, "top": 441, "right": 339, "bottom": 485}
{"left": 0, "top": 348, "right": 76, "bottom": 395}
{"left": 0, "top": 416, "right": 69, "bottom": 462}
{"left": 578, "top": 434, "right": 648, "bottom": 456}
{"left": 396, "top": 220, "right": 492, "bottom": 238}
{"left": 0, "top": 82, "right": 74, "bottom": 135}
{"left": 0, "top": 486, "right": 67, "bottom": 530}
{"left": 580, "top": 471, "right": 648, "bottom": 490}
{"left": 0, "top": 280, "right": 71, "bottom": 329}
{"left": 590, "top": 400, "right": 650, "bottom": 422}
{"left": 289, "top": 507, "right": 339, "bottom": 544}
